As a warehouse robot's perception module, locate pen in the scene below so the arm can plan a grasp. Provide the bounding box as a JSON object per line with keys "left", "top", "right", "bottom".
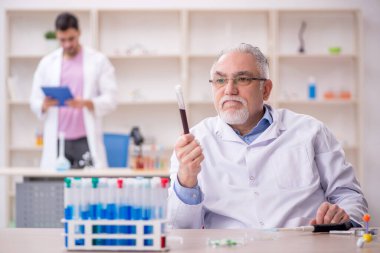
{"left": 276, "top": 221, "right": 353, "bottom": 233}
{"left": 175, "top": 85, "right": 189, "bottom": 134}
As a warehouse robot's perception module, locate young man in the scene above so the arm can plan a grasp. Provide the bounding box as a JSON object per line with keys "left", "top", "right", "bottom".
{"left": 168, "top": 43, "right": 368, "bottom": 229}
{"left": 30, "top": 12, "right": 117, "bottom": 169}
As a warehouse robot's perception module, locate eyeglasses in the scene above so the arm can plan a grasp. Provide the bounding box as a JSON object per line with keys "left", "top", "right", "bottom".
{"left": 209, "top": 77, "right": 267, "bottom": 88}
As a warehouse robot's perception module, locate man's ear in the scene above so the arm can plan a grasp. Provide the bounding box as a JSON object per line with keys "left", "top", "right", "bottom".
{"left": 262, "top": 79, "right": 273, "bottom": 101}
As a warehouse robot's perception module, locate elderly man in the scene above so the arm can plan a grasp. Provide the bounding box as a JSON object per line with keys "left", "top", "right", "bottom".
{"left": 168, "top": 43, "right": 367, "bottom": 229}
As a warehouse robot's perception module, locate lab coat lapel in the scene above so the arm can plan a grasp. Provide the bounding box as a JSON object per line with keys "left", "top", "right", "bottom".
{"left": 82, "top": 47, "right": 91, "bottom": 99}
{"left": 52, "top": 48, "right": 63, "bottom": 86}
{"left": 215, "top": 117, "right": 246, "bottom": 144}
{"left": 252, "top": 107, "right": 286, "bottom": 145}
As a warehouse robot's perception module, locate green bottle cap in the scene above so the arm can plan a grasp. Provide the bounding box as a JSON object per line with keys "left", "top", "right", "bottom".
{"left": 64, "top": 178, "right": 72, "bottom": 188}
{"left": 92, "top": 177, "right": 99, "bottom": 188}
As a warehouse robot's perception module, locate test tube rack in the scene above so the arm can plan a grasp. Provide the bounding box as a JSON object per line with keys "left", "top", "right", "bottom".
{"left": 63, "top": 219, "right": 168, "bottom": 251}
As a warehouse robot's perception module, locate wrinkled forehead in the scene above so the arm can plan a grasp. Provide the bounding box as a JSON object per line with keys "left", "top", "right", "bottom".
{"left": 213, "top": 70, "right": 255, "bottom": 78}
{"left": 211, "top": 52, "right": 259, "bottom": 77}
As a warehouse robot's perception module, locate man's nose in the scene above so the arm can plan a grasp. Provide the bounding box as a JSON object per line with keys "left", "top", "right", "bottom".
{"left": 224, "top": 79, "right": 238, "bottom": 95}
{"left": 61, "top": 40, "right": 71, "bottom": 48}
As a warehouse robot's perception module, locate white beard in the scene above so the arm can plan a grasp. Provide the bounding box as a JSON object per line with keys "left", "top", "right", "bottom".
{"left": 218, "top": 96, "right": 249, "bottom": 125}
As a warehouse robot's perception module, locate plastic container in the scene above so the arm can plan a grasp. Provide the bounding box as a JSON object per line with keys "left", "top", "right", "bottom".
{"left": 103, "top": 133, "right": 130, "bottom": 168}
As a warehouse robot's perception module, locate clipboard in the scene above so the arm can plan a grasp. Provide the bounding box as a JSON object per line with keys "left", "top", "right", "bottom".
{"left": 41, "top": 86, "right": 74, "bottom": 106}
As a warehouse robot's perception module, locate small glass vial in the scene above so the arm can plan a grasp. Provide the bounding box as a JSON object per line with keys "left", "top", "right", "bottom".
{"left": 308, "top": 76, "right": 317, "bottom": 100}
{"left": 35, "top": 128, "right": 43, "bottom": 147}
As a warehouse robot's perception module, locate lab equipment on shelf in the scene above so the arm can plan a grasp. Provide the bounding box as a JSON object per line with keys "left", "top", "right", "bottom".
{"left": 308, "top": 76, "right": 317, "bottom": 100}
{"left": 56, "top": 132, "right": 70, "bottom": 171}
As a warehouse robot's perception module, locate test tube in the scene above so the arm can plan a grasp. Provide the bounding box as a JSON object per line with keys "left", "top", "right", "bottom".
{"left": 64, "top": 178, "right": 73, "bottom": 248}
{"left": 80, "top": 178, "right": 91, "bottom": 221}
{"left": 98, "top": 177, "right": 108, "bottom": 240}
{"left": 142, "top": 178, "right": 152, "bottom": 221}
{"left": 98, "top": 178, "right": 108, "bottom": 220}
{"left": 90, "top": 178, "right": 101, "bottom": 245}
{"left": 160, "top": 178, "right": 169, "bottom": 219}
{"left": 106, "top": 178, "right": 117, "bottom": 245}
{"left": 72, "top": 178, "right": 84, "bottom": 245}
{"left": 80, "top": 179, "right": 91, "bottom": 246}
{"left": 142, "top": 178, "right": 154, "bottom": 246}
{"left": 124, "top": 178, "right": 133, "bottom": 239}
{"left": 150, "top": 177, "right": 161, "bottom": 220}
{"left": 175, "top": 85, "right": 189, "bottom": 134}
{"left": 132, "top": 178, "right": 143, "bottom": 222}
{"left": 116, "top": 178, "right": 127, "bottom": 246}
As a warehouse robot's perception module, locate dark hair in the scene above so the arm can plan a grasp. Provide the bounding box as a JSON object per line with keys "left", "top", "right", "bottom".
{"left": 55, "top": 12, "right": 79, "bottom": 31}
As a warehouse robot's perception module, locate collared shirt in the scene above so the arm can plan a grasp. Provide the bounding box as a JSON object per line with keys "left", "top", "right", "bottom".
{"left": 235, "top": 105, "right": 273, "bottom": 144}
{"left": 174, "top": 105, "right": 272, "bottom": 205}
{"left": 168, "top": 105, "right": 367, "bottom": 229}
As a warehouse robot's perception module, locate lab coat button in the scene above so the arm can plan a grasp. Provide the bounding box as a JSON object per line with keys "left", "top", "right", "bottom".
{"left": 260, "top": 221, "right": 264, "bottom": 226}
{"left": 254, "top": 191, "right": 259, "bottom": 196}
{"left": 249, "top": 176, "right": 255, "bottom": 181}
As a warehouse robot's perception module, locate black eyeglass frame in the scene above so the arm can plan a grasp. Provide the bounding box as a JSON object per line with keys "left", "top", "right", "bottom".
{"left": 208, "top": 77, "right": 267, "bottom": 86}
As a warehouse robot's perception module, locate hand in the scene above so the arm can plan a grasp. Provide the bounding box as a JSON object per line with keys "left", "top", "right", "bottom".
{"left": 175, "top": 134, "right": 204, "bottom": 188}
{"left": 310, "top": 202, "right": 350, "bottom": 225}
{"left": 42, "top": 97, "right": 58, "bottom": 113}
{"left": 66, "top": 98, "right": 94, "bottom": 111}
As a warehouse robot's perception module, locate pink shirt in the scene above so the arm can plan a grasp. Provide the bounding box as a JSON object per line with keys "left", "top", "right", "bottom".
{"left": 58, "top": 49, "right": 87, "bottom": 140}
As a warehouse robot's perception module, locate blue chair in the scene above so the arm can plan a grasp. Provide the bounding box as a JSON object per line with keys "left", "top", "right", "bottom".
{"left": 103, "top": 133, "right": 130, "bottom": 168}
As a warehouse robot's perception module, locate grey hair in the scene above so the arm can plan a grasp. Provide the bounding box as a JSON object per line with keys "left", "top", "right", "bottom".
{"left": 210, "top": 43, "right": 269, "bottom": 80}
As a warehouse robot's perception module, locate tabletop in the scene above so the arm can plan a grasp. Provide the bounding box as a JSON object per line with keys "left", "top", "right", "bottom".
{"left": 0, "top": 228, "right": 379, "bottom": 253}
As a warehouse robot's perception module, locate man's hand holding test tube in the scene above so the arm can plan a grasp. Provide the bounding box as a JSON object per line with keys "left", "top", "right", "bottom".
{"left": 175, "top": 85, "right": 205, "bottom": 188}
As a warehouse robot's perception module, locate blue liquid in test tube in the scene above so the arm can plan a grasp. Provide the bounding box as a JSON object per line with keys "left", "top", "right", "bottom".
{"left": 73, "top": 177, "right": 84, "bottom": 246}
{"left": 90, "top": 178, "right": 101, "bottom": 245}
{"left": 64, "top": 178, "right": 73, "bottom": 248}
{"left": 116, "top": 178, "right": 127, "bottom": 245}
{"left": 124, "top": 178, "right": 134, "bottom": 245}
{"left": 99, "top": 178, "right": 108, "bottom": 239}
{"left": 106, "top": 179, "right": 117, "bottom": 245}
{"left": 142, "top": 178, "right": 153, "bottom": 246}
{"left": 132, "top": 178, "right": 143, "bottom": 229}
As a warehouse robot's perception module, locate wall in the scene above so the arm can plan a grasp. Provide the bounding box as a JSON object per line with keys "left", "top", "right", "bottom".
{"left": 0, "top": 0, "right": 379, "bottom": 227}
{"left": 360, "top": 0, "right": 380, "bottom": 227}
{"left": 0, "top": 1, "right": 6, "bottom": 229}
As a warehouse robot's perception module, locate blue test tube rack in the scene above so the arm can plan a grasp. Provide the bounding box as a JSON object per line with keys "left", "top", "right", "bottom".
{"left": 63, "top": 177, "right": 169, "bottom": 251}
{"left": 63, "top": 219, "right": 167, "bottom": 251}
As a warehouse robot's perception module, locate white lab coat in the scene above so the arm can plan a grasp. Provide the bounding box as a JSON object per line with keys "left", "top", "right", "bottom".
{"left": 168, "top": 106, "right": 368, "bottom": 229}
{"left": 30, "top": 47, "right": 117, "bottom": 169}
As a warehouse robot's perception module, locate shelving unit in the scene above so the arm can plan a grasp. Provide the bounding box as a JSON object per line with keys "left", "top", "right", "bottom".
{"left": 4, "top": 6, "right": 361, "bottom": 172}
{"left": 274, "top": 9, "right": 362, "bottom": 178}
{"left": 2, "top": 8, "right": 362, "bottom": 227}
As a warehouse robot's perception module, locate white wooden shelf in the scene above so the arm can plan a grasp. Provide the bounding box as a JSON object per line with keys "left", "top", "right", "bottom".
{"left": 108, "top": 54, "right": 181, "bottom": 59}
{"left": 0, "top": 168, "right": 169, "bottom": 178}
{"left": 117, "top": 100, "right": 178, "bottom": 106}
{"left": 277, "top": 100, "right": 357, "bottom": 105}
{"left": 278, "top": 54, "right": 357, "bottom": 60}
{"left": 10, "top": 146, "right": 42, "bottom": 152}
{"left": 9, "top": 101, "right": 29, "bottom": 106}
{"left": 9, "top": 54, "right": 44, "bottom": 59}
{"left": 188, "top": 54, "right": 218, "bottom": 58}
{"left": 189, "top": 100, "right": 214, "bottom": 105}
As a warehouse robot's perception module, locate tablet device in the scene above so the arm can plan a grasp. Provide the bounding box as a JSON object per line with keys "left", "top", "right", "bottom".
{"left": 41, "top": 86, "right": 74, "bottom": 107}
